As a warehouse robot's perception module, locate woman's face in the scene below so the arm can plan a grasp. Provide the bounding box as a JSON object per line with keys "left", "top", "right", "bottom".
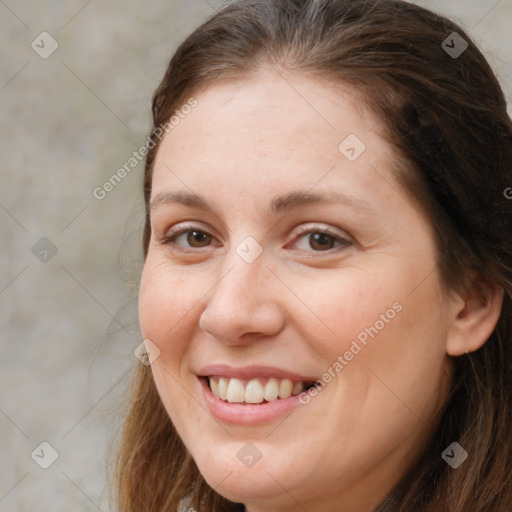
{"left": 139, "top": 68, "right": 457, "bottom": 512}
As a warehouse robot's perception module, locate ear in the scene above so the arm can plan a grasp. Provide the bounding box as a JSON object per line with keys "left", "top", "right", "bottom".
{"left": 446, "top": 273, "right": 504, "bottom": 356}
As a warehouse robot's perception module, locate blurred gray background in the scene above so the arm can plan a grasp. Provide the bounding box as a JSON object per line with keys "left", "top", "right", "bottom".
{"left": 1, "top": 1, "right": 510, "bottom": 510}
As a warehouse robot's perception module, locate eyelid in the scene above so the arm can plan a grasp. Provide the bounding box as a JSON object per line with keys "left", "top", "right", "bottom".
{"left": 160, "top": 222, "right": 219, "bottom": 247}
{"left": 290, "top": 223, "right": 352, "bottom": 243}
{"left": 160, "top": 222, "right": 353, "bottom": 252}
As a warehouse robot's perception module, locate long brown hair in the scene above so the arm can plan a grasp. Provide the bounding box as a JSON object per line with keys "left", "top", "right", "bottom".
{"left": 111, "top": 1, "right": 512, "bottom": 510}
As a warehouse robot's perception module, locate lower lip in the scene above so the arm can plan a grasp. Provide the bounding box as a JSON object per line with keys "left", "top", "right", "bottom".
{"left": 200, "top": 378, "right": 305, "bottom": 425}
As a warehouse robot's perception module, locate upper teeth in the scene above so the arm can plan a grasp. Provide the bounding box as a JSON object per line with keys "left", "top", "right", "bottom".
{"left": 209, "top": 377, "right": 306, "bottom": 403}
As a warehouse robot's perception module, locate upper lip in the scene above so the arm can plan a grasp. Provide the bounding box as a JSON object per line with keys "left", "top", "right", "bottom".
{"left": 197, "top": 364, "right": 318, "bottom": 382}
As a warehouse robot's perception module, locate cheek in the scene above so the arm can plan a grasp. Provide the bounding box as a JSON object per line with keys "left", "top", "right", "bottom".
{"left": 346, "top": 278, "right": 450, "bottom": 430}
{"left": 138, "top": 260, "right": 203, "bottom": 425}
{"left": 138, "top": 258, "right": 193, "bottom": 363}
{"left": 289, "top": 266, "right": 404, "bottom": 358}
{"left": 298, "top": 260, "right": 449, "bottom": 413}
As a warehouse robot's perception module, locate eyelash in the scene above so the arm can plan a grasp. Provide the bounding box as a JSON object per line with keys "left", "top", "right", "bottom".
{"left": 160, "top": 223, "right": 353, "bottom": 254}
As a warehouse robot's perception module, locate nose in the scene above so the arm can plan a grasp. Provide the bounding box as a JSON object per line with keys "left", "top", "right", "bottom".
{"left": 198, "top": 248, "right": 285, "bottom": 346}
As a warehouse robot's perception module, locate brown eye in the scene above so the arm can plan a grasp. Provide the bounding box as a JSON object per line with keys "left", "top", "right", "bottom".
{"left": 185, "top": 230, "right": 212, "bottom": 247}
{"left": 292, "top": 226, "right": 352, "bottom": 253}
{"left": 308, "top": 232, "right": 338, "bottom": 251}
{"left": 162, "top": 228, "right": 215, "bottom": 248}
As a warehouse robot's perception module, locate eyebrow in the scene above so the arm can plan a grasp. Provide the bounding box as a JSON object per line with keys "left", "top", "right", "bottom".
{"left": 149, "top": 189, "right": 376, "bottom": 216}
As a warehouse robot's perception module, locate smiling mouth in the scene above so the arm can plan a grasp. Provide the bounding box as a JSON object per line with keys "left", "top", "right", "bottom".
{"left": 206, "top": 376, "right": 317, "bottom": 404}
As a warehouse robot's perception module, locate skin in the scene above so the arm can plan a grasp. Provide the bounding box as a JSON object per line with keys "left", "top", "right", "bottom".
{"left": 138, "top": 66, "right": 502, "bottom": 512}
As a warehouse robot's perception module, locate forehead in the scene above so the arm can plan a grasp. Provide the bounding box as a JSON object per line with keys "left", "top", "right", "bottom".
{"left": 150, "top": 68, "right": 397, "bottom": 211}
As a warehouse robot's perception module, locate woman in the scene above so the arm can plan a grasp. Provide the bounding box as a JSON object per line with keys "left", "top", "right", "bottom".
{"left": 112, "top": 0, "right": 512, "bottom": 510}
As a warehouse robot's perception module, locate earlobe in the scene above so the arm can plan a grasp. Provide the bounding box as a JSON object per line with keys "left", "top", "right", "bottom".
{"left": 445, "top": 278, "right": 504, "bottom": 356}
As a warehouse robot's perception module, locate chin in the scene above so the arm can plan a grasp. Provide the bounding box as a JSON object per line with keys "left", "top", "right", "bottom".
{"left": 192, "top": 445, "right": 294, "bottom": 502}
